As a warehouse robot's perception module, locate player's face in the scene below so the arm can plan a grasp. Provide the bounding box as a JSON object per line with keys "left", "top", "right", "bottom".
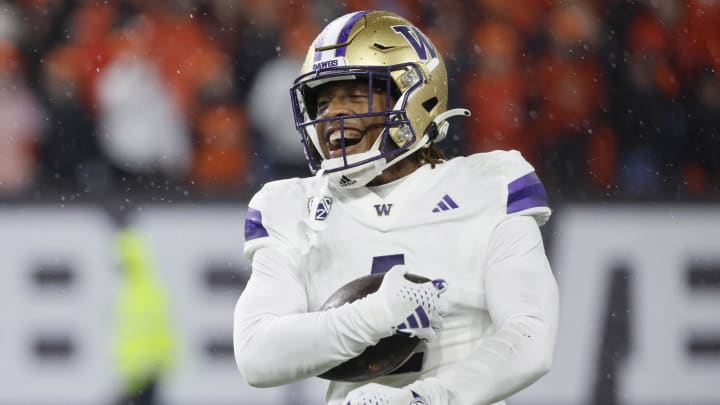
{"left": 313, "top": 80, "right": 390, "bottom": 159}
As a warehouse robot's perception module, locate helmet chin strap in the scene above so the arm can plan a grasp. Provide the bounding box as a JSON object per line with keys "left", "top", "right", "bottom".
{"left": 323, "top": 108, "right": 471, "bottom": 189}
{"left": 301, "top": 168, "right": 329, "bottom": 254}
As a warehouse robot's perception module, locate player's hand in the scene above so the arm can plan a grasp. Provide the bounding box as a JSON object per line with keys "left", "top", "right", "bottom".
{"left": 345, "top": 383, "right": 428, "bottom": 405}
{"left": 373, "top": 266, "right": 448, "bottom": 341}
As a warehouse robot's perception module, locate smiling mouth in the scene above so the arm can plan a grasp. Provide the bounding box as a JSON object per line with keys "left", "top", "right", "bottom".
{"left": 327, "top": 129, "right": 364, "bottom": 158}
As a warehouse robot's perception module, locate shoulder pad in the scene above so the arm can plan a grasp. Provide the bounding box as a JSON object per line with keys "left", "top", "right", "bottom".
{"left": 243, "top": 178, "right": 310, "bottom": 258}
{"left": 466, "top": 150, "right": 551, "bottom": 225}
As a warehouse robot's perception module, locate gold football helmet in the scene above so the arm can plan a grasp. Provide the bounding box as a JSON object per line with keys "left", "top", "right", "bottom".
{"left": 290, "top": 10, "right": 469, "bottom": 188}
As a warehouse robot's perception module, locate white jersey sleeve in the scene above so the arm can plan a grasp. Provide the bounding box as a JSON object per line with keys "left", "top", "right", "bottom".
{"left": 406, "top": 215, "right": 559, "bottom": 404}
{"left": 234, "top": 179, "right": 394, "bottom": 387}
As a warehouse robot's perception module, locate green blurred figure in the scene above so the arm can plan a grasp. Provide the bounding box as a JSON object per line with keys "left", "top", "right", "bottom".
{"left": 114, "top": 228, "right": 176, "bottom": 405}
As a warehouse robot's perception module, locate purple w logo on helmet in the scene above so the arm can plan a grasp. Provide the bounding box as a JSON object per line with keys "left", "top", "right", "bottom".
{"left": 392, "top": 25, "right": 438, "bottom": 61}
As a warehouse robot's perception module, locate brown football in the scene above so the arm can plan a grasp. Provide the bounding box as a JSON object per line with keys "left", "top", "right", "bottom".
{"left": 317, "top": 272, "right": 429, "bottom": 382}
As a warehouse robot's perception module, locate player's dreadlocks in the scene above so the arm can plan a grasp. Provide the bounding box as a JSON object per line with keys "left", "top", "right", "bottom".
{"left": 417, "top": 143, "right": 446, "bottom": 168}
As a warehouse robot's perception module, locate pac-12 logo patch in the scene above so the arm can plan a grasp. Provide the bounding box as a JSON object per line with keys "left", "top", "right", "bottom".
{"left": 308, "top": 197, "right": 333, "bottom": 221}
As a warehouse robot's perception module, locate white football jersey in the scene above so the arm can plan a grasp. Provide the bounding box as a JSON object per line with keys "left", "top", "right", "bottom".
{"left": 242, "top": 150, "right": 552, "bottom": 403}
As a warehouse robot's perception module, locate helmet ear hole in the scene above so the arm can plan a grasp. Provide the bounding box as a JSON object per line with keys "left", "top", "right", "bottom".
{"left": 422, "top": 97, "right": 438, "bottom": 112}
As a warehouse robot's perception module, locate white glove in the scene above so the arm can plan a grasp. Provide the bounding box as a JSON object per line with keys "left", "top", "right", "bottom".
{"left": 345, "top": 382, "right": 428, "bottom": 405}
{"left": 372, "top": 266, "right": 448, "bottom": 341}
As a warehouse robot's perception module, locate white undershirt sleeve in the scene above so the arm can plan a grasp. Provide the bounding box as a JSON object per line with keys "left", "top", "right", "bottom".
{"left": 233, "top": 246, "right": 392, "bottom": 387}
{"left": 407, "top": 215, "right": 559, "bottom": 404}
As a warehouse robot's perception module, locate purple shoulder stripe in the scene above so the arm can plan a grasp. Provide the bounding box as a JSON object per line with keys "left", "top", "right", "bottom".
{"left": 244, "top": 208, "right": 269, "bottom": 241}
{"left": 507, "top": 172, "right": 548, "bottom": 214}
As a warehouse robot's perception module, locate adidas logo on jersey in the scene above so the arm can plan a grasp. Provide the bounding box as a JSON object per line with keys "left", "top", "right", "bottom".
{"left": 432, "top": 194, "right": 459, "bottom": 213}
{"left": 339, "top": 175, "right": 357, "bottom": 187}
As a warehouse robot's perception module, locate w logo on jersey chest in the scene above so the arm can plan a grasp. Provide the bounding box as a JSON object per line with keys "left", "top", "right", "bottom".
{"left": 374, "top": 203, "right": 393, "bottom": 216}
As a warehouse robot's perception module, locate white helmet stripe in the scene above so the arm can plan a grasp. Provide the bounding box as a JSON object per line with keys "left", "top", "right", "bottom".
{"left": 334, "top": 10, "right": 370, "bottom": 57}
{"left": 313, "top": 11, "right": 366, "bottom": 63}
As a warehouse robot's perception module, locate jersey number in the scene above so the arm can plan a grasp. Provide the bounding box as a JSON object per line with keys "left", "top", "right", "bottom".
{"left": 371, "top": 254, "right": 405, "bottom": 274}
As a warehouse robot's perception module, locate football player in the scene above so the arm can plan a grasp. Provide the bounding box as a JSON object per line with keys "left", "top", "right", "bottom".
{"left": 234, "top": 10, "right": 559, "bottom": 405}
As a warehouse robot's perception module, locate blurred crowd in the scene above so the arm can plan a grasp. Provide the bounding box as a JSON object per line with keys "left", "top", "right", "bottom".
{"left": 0, "top": 0, "right": 718, "bottom": 202}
